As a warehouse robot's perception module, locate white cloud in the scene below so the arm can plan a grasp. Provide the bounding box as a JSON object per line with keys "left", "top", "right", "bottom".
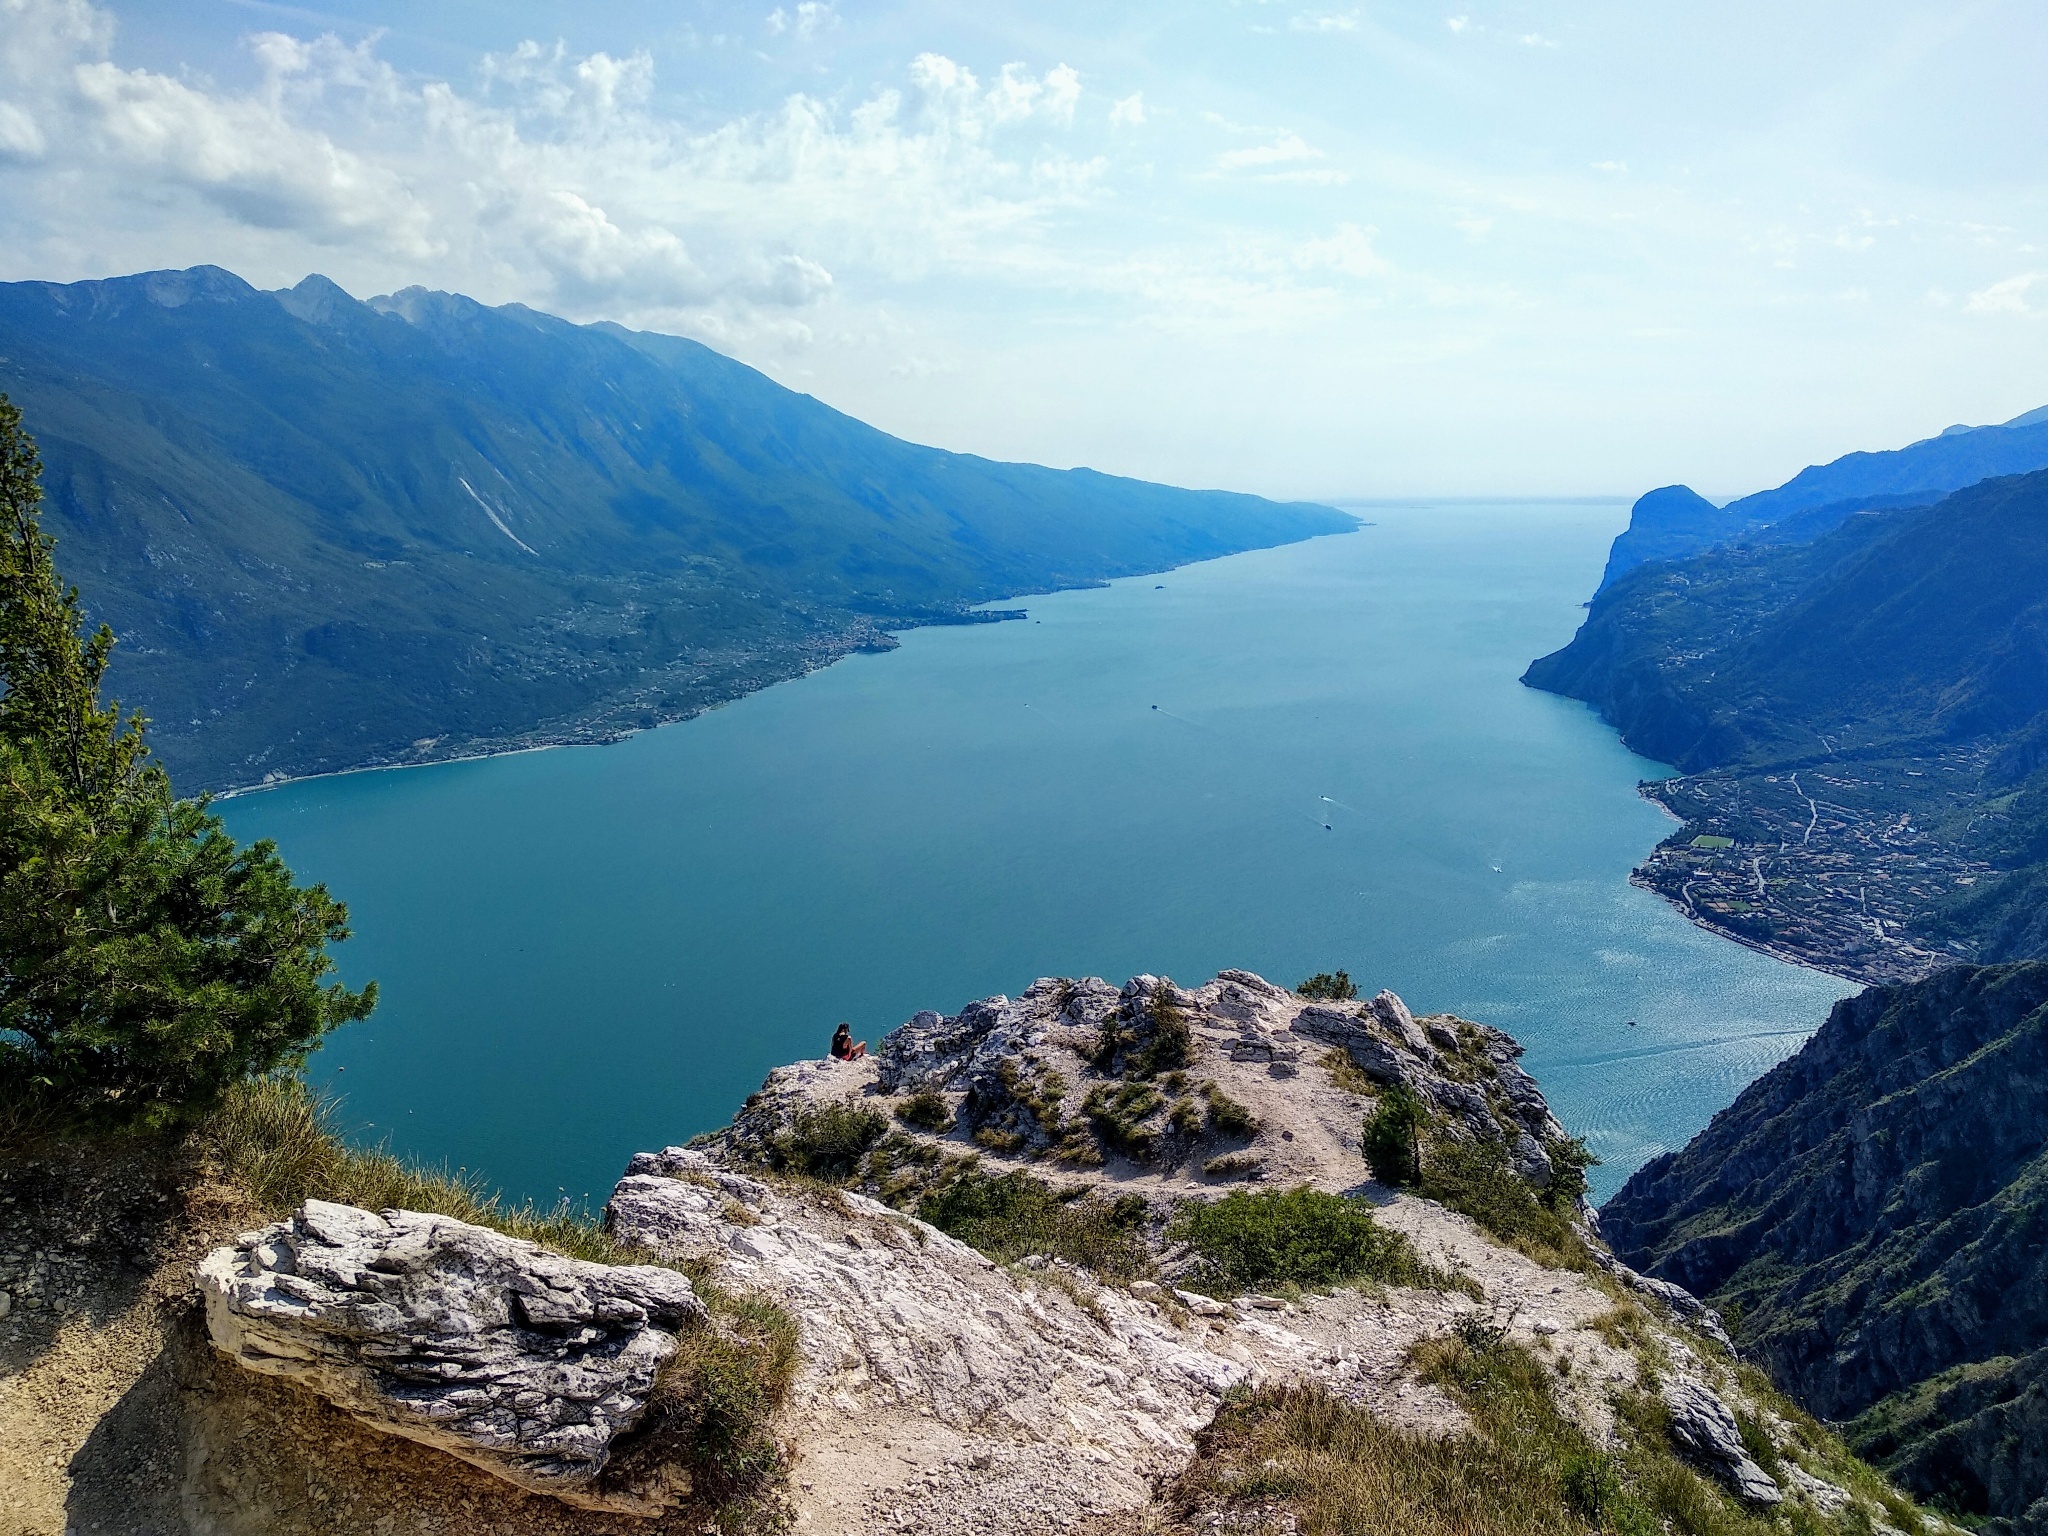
{"left": 1593, "top": 159, "right": 1627, "bottom": 174}
{"left": 1216, "top": 132, "right": 1320, "bottom": 171}
{"left": 1109, "top": 92, "right": 1145, "bottom": 127}
{"left": 1446, "top": 15, "right": 1470, "bottom": 33}
{"left": 766, "top": 3, "right": 838, "bottom": 40}
{"left": 1965, "top": 273, "right": 2041, "bottom": 315}
{"left": 1519, "top": 33, "right": 1559, "bottom": 48}
{"left": 1295, "top": 223, "right": 1389, "bottom": 278}
{"left": 0, "top": 2, "right": 1112, "bottom": 334}
{"left": 1290, "top": 12, "right": 1359, "bottom": 32}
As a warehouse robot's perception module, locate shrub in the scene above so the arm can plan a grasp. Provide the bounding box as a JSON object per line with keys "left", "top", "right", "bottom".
{"left": 1361, "top": 1084, "right": 1427, "bottom": 1186}
{"left": 1296, "top": 971, "right": 1359, "bottom": 1002}
{"left": 1090, "top": 982, "right": 1195, "bottom": 1080}
{"left": 1082, "top": 1079, "right": 1164, "bottom": 1156}
{"left": 768, "top": 1100, "right": 888, "bottom": 1180}
{"left": 1169, "top": 1186, "right": 1427, "bottom": 1294}
{"left": 895, "top": 1089, "right": 954, "bottom": 1132}
{"left": 1420, "top": 1134, "right": 1589, "bottom": 1270}
{"left": 915, "top": 1169, "right": 1152, "bottom": 1280}
{"left": 1203, "top": 1082, "right": 1260, "bottom": 1138}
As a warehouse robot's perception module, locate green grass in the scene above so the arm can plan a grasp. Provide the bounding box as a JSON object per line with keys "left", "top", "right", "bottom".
{"left": 894, "top": 1089, "right": 954, "bottom": 1132}
{"left": 195, "top": 1075, "right": 638, "bottom": 1262}
{"left": 1168, "top": 1186, "right": 1452, "bottom": 1297}
{"left": 764, "top": 1099, "right": 890, "bottom": 1181}
{"left": 1201, "top": 1081, "right": 1260, "bottom": 1137}
{"left": 1692, "top": 835, "right": 1737, "bottom": 850}
{"left": 915, "top": 1168, "right": 1153, "bottom": 1281}
{"left": 1420, "top": 1133, "right": 1593, "bottom": 1271}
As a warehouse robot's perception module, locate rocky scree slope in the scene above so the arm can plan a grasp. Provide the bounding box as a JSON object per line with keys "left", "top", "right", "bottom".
{"left": 0, "top": 266, "right": 1350, "bottom": 791}
{"left": 1601, "top": 961, "right": 2048, "bottom": 1535}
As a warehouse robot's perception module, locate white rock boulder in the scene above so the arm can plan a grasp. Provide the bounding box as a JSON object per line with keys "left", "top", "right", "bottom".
{"left": 198, "top": 1199, "right": 707, "bottom": 1513}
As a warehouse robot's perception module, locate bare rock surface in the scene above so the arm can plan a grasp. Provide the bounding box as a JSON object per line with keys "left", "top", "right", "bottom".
{"left": 198, "top": 1199, "right": 707, "bottom": 1513}
{"left": 1661, "top": 1375, "right": 1786, "bottom": 1505}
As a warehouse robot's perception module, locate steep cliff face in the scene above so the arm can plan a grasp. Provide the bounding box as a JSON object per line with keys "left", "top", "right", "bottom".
{"left": 1600, "top": 962, "right": 2048, "bottom": 1532}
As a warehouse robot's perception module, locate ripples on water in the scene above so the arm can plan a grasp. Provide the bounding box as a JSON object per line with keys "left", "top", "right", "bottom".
{"left": 223, "top": 501, "right": 1852, "bottom": 1206}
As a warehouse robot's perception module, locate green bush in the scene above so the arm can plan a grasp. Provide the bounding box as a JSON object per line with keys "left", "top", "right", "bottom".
{"left": 1420, "top": 1135, "right": 1588, "bottom": 1270}
{"left": 1082, "top": 1079, "right": 1164, "bottom": 1156}
{"left": 1169, "top": 1185, "right": 1426, "bottom": 1294}
{"left": 1091, "top": 981, "right": 1195, "bottom": 1080}
{"left": 1203, "top": 1082, "right": 1260, "bottom": 1138}
{"left": 1296, "top": 970, "right": 1359, "bottom": 1001}
{"left": 916, "top": 1169, "right": 1152, "bottom": 1280}
{"left": 769, "top": 1100, "right": 888, "bottom": 1180}
{"left": 895, "top": 1089, "right": 954, "bottom": 1132}
{"left": 0, "top": 399, "right": 373, "bottom": 1128}
{"left": 1361, "top": 1084, "right": 1427, "bottom": 1186}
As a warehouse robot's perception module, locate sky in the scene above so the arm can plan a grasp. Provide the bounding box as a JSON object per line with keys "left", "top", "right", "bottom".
{"left": 0, "top": 0, "right": 2042, "bottom": 499}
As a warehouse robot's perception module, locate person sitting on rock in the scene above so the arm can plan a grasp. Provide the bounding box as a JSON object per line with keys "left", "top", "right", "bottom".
{"left": 830, "top": 1022, "right": 867, "bottom": 1061}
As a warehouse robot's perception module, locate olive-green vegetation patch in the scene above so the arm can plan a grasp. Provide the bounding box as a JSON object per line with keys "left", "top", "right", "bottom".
{"left": 1168, "top": 1186, "right": 1445, "bottom": 1296}
{"left": 1295, "top": 971, "right": 1359, "bottom": 1002}
{"left": 1091, "top": 982, "right": 1196, "bottom": 1081}
{"left": 764, "top": 1100, "right": 889, "bottom": 1181}
{"left": 1082, "top": 1079, "right": 1166, "bottom": 1157}
{"left": 1404, "top": 1320, "right": 1926, "bottom": 1536}
{"left": 915, "top": 1168, "right": 1153, "bottom": 1282}
{"left": 1201, "top": 1081, "right": 1259, "bottom": 1138}
{"left": 1420, "top": 1134, "right": 1593, "bottom": 1270}
{"left": 893, "top": 1089, "right": 954, "bottom": 1132}
{"left": 1692, "top": 835, "right": 1737, "bottom": 850}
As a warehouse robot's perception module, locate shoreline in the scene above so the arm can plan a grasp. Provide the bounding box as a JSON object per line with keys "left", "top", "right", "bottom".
{"left": 212, "top": 527, "right": 1363, "bottom": 802}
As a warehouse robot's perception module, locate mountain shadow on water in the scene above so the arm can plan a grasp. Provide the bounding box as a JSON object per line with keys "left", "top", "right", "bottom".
{"left": 1600, "top": 962, "right": 2048, "bottom": 1534}
{"left": 0, "top": 266, "right": 1352, "bottom": 791}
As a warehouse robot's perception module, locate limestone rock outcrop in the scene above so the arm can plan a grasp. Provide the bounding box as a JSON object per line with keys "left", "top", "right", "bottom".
{"left": 198, "top": 1199, "right": 707, "bottom": 1513}
{"left": 609, "top": 1148, "right": 1246, "bottom": 1460}
{"left": 1661, "top": 1376, "right": 1784, "bottom": 1505}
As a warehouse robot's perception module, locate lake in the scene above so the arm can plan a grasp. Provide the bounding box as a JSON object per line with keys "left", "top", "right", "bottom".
{"left": 221, "top": 500, "right": 1852, "bottom": 1207}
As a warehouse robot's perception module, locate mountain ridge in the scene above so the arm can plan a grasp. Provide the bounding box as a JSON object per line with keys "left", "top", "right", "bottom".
{"left": 1597, "top": 406, "right": 2048, "bottom": 589}
{"left": 0, "top": 265, "right": 1352, "bottom": 792}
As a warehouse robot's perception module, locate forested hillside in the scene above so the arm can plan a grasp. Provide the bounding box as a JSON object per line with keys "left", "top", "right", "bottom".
{"left": 0, "top": 266, "right": 1350, "bottom": 790}
{"left": 1526, "top": 470, "right": 2048, "bottom": 976}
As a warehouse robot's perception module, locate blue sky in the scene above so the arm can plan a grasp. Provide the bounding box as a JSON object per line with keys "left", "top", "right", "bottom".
{"left": 1, "top": 0, "right": 2042, "bottom": 497}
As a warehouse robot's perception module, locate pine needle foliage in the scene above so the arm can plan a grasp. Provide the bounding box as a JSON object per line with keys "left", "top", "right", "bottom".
{"left": 0, "top": 397, "right": 375, "bottom": 1127}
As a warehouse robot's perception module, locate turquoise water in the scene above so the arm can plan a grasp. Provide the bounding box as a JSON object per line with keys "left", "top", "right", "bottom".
{"left": 221, "top": 501, "right": 1851, "bottom": 1207}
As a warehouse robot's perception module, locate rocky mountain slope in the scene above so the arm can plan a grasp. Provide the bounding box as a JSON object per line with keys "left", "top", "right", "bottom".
{"left": 1596, "top": 406, "right": 2048, "bottom": 589}
{"left": 2, "top": 968, "right": 1934, "bottom": 1535}
{"left": 0, "top": 267, "right": 1349, "bottom": 790}
{"left": 1601, "top": 962, "right": 2048, "bottom": 1535}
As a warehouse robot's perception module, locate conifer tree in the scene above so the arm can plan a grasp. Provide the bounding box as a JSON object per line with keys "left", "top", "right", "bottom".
{"left": 0, "top": 395, "right": 375, "bottom": 1125}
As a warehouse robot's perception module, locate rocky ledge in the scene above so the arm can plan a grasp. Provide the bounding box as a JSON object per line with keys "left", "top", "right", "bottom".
{"left": 185, "top": 968, "right": 1900, "bottom": 1536}
{"left": 199, "top": 1199, "right": 707, "bottom": 1513}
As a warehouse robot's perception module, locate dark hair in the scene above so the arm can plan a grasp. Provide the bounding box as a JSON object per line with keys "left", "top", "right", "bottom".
{"left": 833, "top": 1022, "right": 851, "bottom": 1036}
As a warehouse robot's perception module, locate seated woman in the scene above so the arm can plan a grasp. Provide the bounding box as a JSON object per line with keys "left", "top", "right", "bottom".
{"left": 829, "top": 1022, "right": 868, "bottom": 1061}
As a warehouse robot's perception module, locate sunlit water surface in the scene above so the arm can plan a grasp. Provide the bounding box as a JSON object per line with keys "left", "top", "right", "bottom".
{"left": 223, "top": 501, "right": 1851, "bottom": 1206}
